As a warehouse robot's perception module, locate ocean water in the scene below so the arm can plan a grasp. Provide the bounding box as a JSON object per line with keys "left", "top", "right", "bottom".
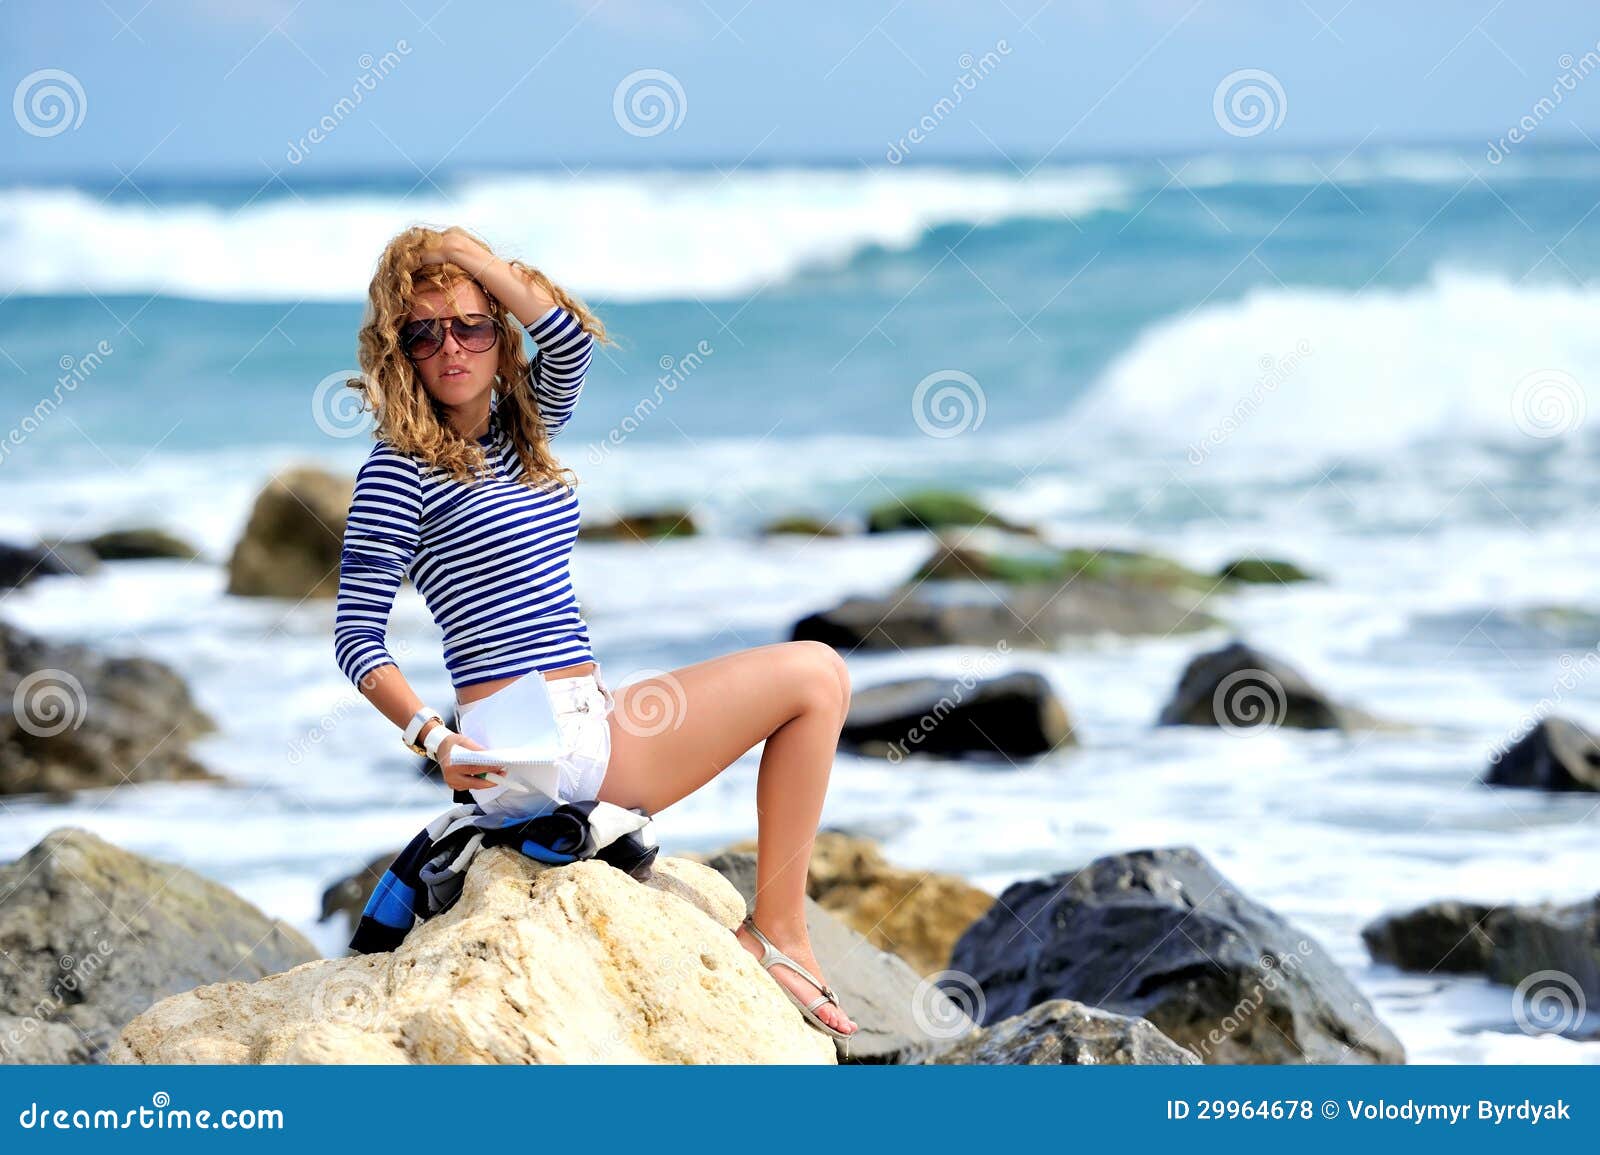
{"left": 1, "top": 144, "right": 1597, "bottom": 1063}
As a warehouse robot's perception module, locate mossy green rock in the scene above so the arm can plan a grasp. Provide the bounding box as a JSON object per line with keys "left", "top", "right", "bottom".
{"left": 866, "top": 490, "right": 1031, "bottom": 534}
{"left": 1216, "top": 556, "right": 1315, "bottom": 584}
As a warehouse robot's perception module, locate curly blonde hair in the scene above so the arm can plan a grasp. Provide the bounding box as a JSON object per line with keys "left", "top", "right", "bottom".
{"left": 351, "top": 225, "right": 614, "bottom": 488}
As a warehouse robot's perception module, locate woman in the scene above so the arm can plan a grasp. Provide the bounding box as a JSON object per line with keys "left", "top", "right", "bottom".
{"left": 334, "top": 225, "right": 858, "bottom": 1041}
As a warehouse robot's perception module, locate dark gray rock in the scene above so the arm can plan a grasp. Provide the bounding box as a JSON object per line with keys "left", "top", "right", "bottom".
{"left": 0, "top": 539, "right": 99, "bottom": 589}
{"left": 907, "top": 998, "right": 1200, "bottom": 1065}
{"left": 1362, "top": 900, "right": 1499, "bottom": 974}
{"left": 0, "top": 828, "right": 319, "bottom": 1064}
{"left": 1157, "top": 640, "right": 1388, "bottom": 731}
{"left": 319, "top": 850, "right": 399, "bottom": 928}
{"left": 1364, "top": 895, "right": 1600, "bottom": 1004}
{"left": 945, "top": 845, "right": 1405, "bottom": 1065}
{"left": 76, "top": 528, "right": 201, "bottom": 561}
{"left": 1483, "top": 717, "right": 1600, "bottom": 792}
{"left": 794, "top": 578, "right": 1214, "bottom": 652}
{"left": 1, "top": 620, "right": 219, "bottom": 796}
{"left": 1485, "top": 896, "right": 1600, "bottom": 999}
{"left": 1216, "top": 556, "right": 1316, "bottom": 584}
{"left": 703, "top": 849, "right": 977, "bottom": 1063}
{"left": 841, "top": 670, "right": 1074, "bottom": 760}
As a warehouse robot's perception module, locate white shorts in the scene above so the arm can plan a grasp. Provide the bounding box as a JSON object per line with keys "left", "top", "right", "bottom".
{"left": 453, "top": 665, "right": 616, "bottom": 814}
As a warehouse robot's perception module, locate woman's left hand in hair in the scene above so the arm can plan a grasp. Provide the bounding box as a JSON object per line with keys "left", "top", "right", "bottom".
{"left": 420, "top": 228, "right": 491, "bottom": 277}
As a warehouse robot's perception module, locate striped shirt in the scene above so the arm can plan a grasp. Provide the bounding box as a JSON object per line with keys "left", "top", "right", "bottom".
{"left": 334, "top": 303, "right": 597, "bottom": 691}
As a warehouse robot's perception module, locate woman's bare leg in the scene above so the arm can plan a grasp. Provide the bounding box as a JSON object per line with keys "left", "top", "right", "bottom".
{"left": 598, "top": 639, "right": 857, "bottom": 1034}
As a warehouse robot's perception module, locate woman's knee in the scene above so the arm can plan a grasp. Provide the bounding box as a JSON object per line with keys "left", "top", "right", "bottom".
{"left": 787, "top": 640, "right": 850, "bottom": 723}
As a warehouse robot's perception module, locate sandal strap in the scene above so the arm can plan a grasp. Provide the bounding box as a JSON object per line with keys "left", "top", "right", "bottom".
{"left": 742, "top": 915, "right": 836, "bottom": 1001}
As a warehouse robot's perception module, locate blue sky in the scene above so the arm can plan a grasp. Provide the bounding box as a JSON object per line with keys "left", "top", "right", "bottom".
{"left": 6, "top": 0, "right": 1600, "bottom": 179}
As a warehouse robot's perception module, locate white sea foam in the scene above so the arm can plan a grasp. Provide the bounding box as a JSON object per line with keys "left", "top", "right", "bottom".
{"left": 0, "top": 165, "right": 1129, "bottom": 303}
{"left": 1070, "top": 268, "right": 1600, "bottom": 458}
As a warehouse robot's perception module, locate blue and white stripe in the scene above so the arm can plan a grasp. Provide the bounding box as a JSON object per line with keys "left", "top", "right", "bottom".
{"left": 334, "top": 303, "right": 597, "bottom": 690}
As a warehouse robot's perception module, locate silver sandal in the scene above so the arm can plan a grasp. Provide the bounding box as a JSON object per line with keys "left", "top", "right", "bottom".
{"left": 739, "top": 914, "right": 857, "bottom": 1044}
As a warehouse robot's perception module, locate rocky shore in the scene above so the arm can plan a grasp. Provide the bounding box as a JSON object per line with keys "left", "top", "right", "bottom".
{"left": 1, "top": 483, "right": 1593, "bottom": 1064}
{"left": 1, "top": 821, "right": 1414, "bottom": 1066}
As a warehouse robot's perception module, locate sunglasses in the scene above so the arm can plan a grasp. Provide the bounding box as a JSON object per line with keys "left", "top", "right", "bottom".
{"left": 400, "top": 312, "right": 500, "bottom": 361}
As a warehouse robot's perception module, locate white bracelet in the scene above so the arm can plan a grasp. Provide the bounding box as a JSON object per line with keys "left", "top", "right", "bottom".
{"left": 402, "top": 706, "right": 442, "bottom": 754}
{"left": 422, "top": 722, "right": 455, "bottom": 760}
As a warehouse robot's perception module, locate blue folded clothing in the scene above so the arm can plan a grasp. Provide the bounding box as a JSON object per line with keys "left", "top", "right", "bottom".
{"left": 349, "top": 798, "right": 658, "bottom": 955}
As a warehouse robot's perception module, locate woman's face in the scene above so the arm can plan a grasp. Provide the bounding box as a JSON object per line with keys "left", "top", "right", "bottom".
{"left": 405, "top": 282, "right": 499, "bottom": 408}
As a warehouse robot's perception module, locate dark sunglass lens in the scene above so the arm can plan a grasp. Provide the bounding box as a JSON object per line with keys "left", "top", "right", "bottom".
{"left": 455, "top": 316, "right": 498, "bottom": 351}
{"left": 402, "top": 321, "right": 443, "bottom": 358}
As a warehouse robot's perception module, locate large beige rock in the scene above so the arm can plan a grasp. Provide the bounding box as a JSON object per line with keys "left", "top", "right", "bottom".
{"left": 225, "top": 466, "right": 353, "bottom": 599}
{"left": 110, "top": 849, "right": 838, "bottom": 1065}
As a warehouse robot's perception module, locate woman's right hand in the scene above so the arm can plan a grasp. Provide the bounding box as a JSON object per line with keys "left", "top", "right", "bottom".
{"left": 436, "top": 731, "right": 504, "bottom": 793}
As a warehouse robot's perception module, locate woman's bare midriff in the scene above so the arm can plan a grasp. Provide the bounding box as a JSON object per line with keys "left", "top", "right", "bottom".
{"left": 456, "top": 660, "right": 597, "bottom": 705}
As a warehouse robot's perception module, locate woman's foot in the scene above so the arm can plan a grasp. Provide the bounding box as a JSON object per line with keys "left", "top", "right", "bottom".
{"left": 734, "top": 917, "right": 858, "bottom": 1037}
